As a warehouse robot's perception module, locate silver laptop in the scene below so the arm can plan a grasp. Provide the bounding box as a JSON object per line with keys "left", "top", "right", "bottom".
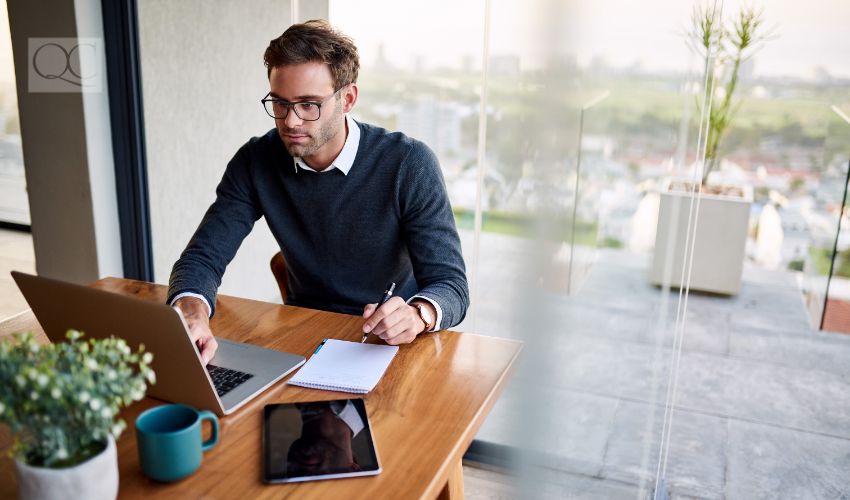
{"left": 11, "top": 271, "right": 305, "bottom": 416}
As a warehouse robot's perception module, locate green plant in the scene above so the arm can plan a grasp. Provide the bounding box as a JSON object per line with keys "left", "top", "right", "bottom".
{"left": 0, "top": 330, "right": 155, "bottom": 468}
{"left": 787, "top": 259, "right": 804, "bottom": 272}
{"left": 690, "top": 4, "right": 772, "bottom": 185}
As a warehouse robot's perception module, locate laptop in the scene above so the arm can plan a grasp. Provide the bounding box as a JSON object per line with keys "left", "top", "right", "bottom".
{"left": 11, "top": 271, "right": 306, "bottom": 416}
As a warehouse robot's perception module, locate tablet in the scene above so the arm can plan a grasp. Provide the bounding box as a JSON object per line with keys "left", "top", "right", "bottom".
{"left": 262, "top": 399, "right": 381, "bottom": 483}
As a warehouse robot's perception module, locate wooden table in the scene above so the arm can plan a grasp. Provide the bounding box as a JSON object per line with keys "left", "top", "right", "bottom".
{"left": 0, "top": 278, "right": 522, "bottom": 499}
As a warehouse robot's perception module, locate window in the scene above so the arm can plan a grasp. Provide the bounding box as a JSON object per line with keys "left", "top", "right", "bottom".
{"left": 0, "top": 0, "right": 29, "bottom": 226}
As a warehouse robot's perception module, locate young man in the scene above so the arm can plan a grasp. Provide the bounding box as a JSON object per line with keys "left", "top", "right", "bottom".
{"left": 167, "top": 20, "right": 468, "bottom": 364}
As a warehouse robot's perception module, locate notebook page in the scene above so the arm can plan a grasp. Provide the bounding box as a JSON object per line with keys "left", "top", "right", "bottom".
{"left": 288, "top": 339, "right": 399, "bottom": 393}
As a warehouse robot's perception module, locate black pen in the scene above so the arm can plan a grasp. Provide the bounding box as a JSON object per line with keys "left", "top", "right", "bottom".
{"left": 362, "top": 282, "right": 396, "bottom": 343}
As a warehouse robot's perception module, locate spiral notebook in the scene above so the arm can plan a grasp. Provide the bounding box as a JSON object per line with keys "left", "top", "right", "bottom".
{"left": 287, "top": 339, "right": 399, "bottom": 393}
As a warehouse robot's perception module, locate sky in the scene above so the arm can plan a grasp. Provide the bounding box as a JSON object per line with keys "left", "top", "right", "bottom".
{"left": 2, "top": 1, "right": 849, "bottom": 83}
{"left": 330, "top": 0, "right": 850, "bottom": 79}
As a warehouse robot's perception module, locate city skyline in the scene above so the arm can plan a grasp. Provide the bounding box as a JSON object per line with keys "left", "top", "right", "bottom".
{"left": 3, "top": 2, "right": 850, "bottom": 84}
{"left": 331, "top": 0, "right": 850, "bottom": 80}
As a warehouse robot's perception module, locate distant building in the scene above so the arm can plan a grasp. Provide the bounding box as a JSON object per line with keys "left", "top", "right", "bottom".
{"left": 397, "top": 96, "right": 462, "bottom": 156}
{"left": 546, "top": 53, "right": 577, "bottom": 75}
{"left": 806, "top": 66, "right": 833, "bottom": 84}
{"left": 488, "top": 54, "right": 520, "bottom": 76}
{"left": 372, "top": 43, "right": 395, "bottom": 72}
{"left": 461, "top": 54, "right": 477, "bottom": 74}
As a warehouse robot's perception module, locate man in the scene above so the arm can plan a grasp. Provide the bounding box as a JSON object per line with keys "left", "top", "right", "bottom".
{"left": 167, "top": 20, "right": 468, "bottom": 364}
{"left": 286, "top": 401, "right": 366, "bottom": 475}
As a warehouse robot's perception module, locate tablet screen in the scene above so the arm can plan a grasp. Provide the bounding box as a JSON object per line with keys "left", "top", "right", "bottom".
{"left": 263, "top": 399, "right": 381, "bottom": 483}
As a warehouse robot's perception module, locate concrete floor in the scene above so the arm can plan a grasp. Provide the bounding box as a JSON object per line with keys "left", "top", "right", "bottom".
{"left": 464, "top": 234, "right": 850, "bottom": 499}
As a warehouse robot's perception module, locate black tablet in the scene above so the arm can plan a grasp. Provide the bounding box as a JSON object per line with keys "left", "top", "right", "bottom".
{"left": 262, "top": 399, "right": 381, "bottom": 483}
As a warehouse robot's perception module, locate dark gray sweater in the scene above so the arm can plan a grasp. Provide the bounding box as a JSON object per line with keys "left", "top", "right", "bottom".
{"left": 167, "top": 122, "right": 469, "bottom": 328}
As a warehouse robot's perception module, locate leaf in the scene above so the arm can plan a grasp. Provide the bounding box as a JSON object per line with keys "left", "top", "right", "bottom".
{"left": 0, "top": 333, "right": 156, "bottom": 466}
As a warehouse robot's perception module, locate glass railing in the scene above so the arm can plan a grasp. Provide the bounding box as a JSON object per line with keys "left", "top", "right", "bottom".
{"left": 813, "top": 105, "right": 850, "bottom": 332}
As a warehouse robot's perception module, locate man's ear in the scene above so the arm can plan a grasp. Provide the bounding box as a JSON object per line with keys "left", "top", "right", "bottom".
{"left": 342, "top": 83, "right": 359, "bottom": 113}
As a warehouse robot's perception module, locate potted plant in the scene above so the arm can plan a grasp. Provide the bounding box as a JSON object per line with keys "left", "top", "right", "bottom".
{"left": 0, "top": 330, "right": 155, "bottom": 500}
{"left": 651, "top": 5, "right": 769, "bottom": 294}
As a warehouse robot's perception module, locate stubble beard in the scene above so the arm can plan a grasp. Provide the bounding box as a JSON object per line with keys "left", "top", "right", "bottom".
{"left": 279, "top": 99, "right": 344, "bottom": 159}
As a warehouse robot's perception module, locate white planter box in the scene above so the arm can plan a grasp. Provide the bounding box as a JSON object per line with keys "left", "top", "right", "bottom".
{"left": 650, "top": 183, "right": 753, "bottom": 295}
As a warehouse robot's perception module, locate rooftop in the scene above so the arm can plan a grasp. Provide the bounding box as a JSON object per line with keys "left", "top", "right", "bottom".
{"left": 465, "top": 232, "right": 850, "bottom": 499}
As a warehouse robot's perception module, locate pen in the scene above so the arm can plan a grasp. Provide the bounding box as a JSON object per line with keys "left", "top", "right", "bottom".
{"left": 362, "top": 282, "right": 396, "bottom": 343}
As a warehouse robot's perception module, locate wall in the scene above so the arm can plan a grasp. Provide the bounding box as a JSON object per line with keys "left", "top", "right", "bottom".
{"left": 137, "top": 0, "right": 294, "bottom": 300}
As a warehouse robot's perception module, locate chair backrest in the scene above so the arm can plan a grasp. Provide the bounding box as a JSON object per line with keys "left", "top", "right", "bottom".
{"left": 270, "top": 251, "right": 287, "bottom": 302}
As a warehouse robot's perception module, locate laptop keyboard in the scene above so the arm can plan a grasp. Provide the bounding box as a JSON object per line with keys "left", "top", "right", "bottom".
{"left": 206, "top": 364, "right": 254, "bottom": 397}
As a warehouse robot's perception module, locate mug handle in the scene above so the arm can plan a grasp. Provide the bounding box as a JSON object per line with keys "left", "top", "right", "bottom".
{"left": 198, "top": 410, "right": 219, "bottom": 452}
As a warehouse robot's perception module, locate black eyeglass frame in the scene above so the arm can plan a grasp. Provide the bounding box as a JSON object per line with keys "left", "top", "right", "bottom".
{"left": 260, "top": 85, "right": 348, "bottom": 121}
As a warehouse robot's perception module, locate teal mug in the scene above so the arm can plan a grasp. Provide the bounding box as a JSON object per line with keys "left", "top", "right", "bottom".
{"left": 135, "top": 404, "right": 219, "bottom": 482}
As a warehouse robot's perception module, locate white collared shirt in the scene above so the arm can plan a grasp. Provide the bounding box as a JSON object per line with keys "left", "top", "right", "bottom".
{"left": 330, "top": 400, "right": 365, "bottom": 437}
{"left": 173, "top": 114, "right": 444, "bottom": 331}
{"left": 293, "top": 115, "right": 360, "bottom": 175}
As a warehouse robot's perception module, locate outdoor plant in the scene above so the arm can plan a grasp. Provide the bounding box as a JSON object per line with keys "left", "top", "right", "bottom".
{"left": 0, "top": 330, "right": 155, "bottom": 467}
{"left": 690, "top": 4, "right": 772, "bottom": 186}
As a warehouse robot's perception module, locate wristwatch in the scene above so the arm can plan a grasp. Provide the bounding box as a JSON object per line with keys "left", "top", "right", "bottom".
{"left": 412, "top": 302, "right": 434, "bottom": 333}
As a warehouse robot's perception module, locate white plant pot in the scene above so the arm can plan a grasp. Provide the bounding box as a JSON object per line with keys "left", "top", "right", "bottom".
{"left": 650, "top": 182, "right": 753, "bottom": 295}
{"left": 14, "top": 435, "right": 118, "bottom": 500}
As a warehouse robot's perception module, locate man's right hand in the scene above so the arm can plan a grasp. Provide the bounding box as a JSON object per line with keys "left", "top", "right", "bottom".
{"left": 174, "top": 296, "right": 218, "bottom": 365}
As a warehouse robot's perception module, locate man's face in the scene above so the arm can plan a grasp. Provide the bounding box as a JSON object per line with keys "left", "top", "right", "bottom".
{"left": 268, "top": 62, "right": 355, "bottom": 166}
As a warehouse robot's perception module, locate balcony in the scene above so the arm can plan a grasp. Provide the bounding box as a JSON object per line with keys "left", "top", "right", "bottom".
{"left": 466, "top": 231, "right": 850, "bottom": 498}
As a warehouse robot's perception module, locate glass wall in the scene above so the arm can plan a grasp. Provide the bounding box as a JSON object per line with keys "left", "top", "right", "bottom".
{"left": 656, "top": 1, "right": 850, "bottom": 498}
{"left": 332, "top": 0, "right": 705, "bottom": 497}
{"left": 0, "top": 0, "right": 28, "bottom": 226}
{"left": 329, "top": 0, "right": 486, "bottom": 306}
{"left": 335, "top": 0, "right": 850, "bottom": 498}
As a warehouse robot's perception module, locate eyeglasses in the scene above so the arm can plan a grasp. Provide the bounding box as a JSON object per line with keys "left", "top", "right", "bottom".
{"left": 261, "top": 86, "right": 346, "bottom": 121}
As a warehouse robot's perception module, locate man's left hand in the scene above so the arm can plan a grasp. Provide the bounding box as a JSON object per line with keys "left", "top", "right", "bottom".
{"left": 362, "top": 297, "right": 432, "bottom": 345}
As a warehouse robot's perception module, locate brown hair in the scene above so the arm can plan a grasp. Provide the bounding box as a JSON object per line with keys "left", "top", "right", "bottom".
{"left": 264, "top": 20, "right": 359, "bottom": 90}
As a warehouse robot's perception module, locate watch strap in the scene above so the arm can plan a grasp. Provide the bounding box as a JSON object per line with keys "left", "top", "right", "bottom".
{"left": 413, "top": 302, "right": 434, "bottom": 332}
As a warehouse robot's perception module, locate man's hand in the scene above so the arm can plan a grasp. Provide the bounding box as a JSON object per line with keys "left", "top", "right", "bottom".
{"left": 174, "top": 296, "right": 218, "bottom": 365}
{"left": 362, "top": 297, "right": 433, "bottom": 345}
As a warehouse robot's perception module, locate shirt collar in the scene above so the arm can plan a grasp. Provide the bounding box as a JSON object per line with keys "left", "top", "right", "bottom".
{"left": 330, "top": 400, "right": 365, "bottom": 437}
{"left": 293, "top": 115, "right": 360, "bottom": 175}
